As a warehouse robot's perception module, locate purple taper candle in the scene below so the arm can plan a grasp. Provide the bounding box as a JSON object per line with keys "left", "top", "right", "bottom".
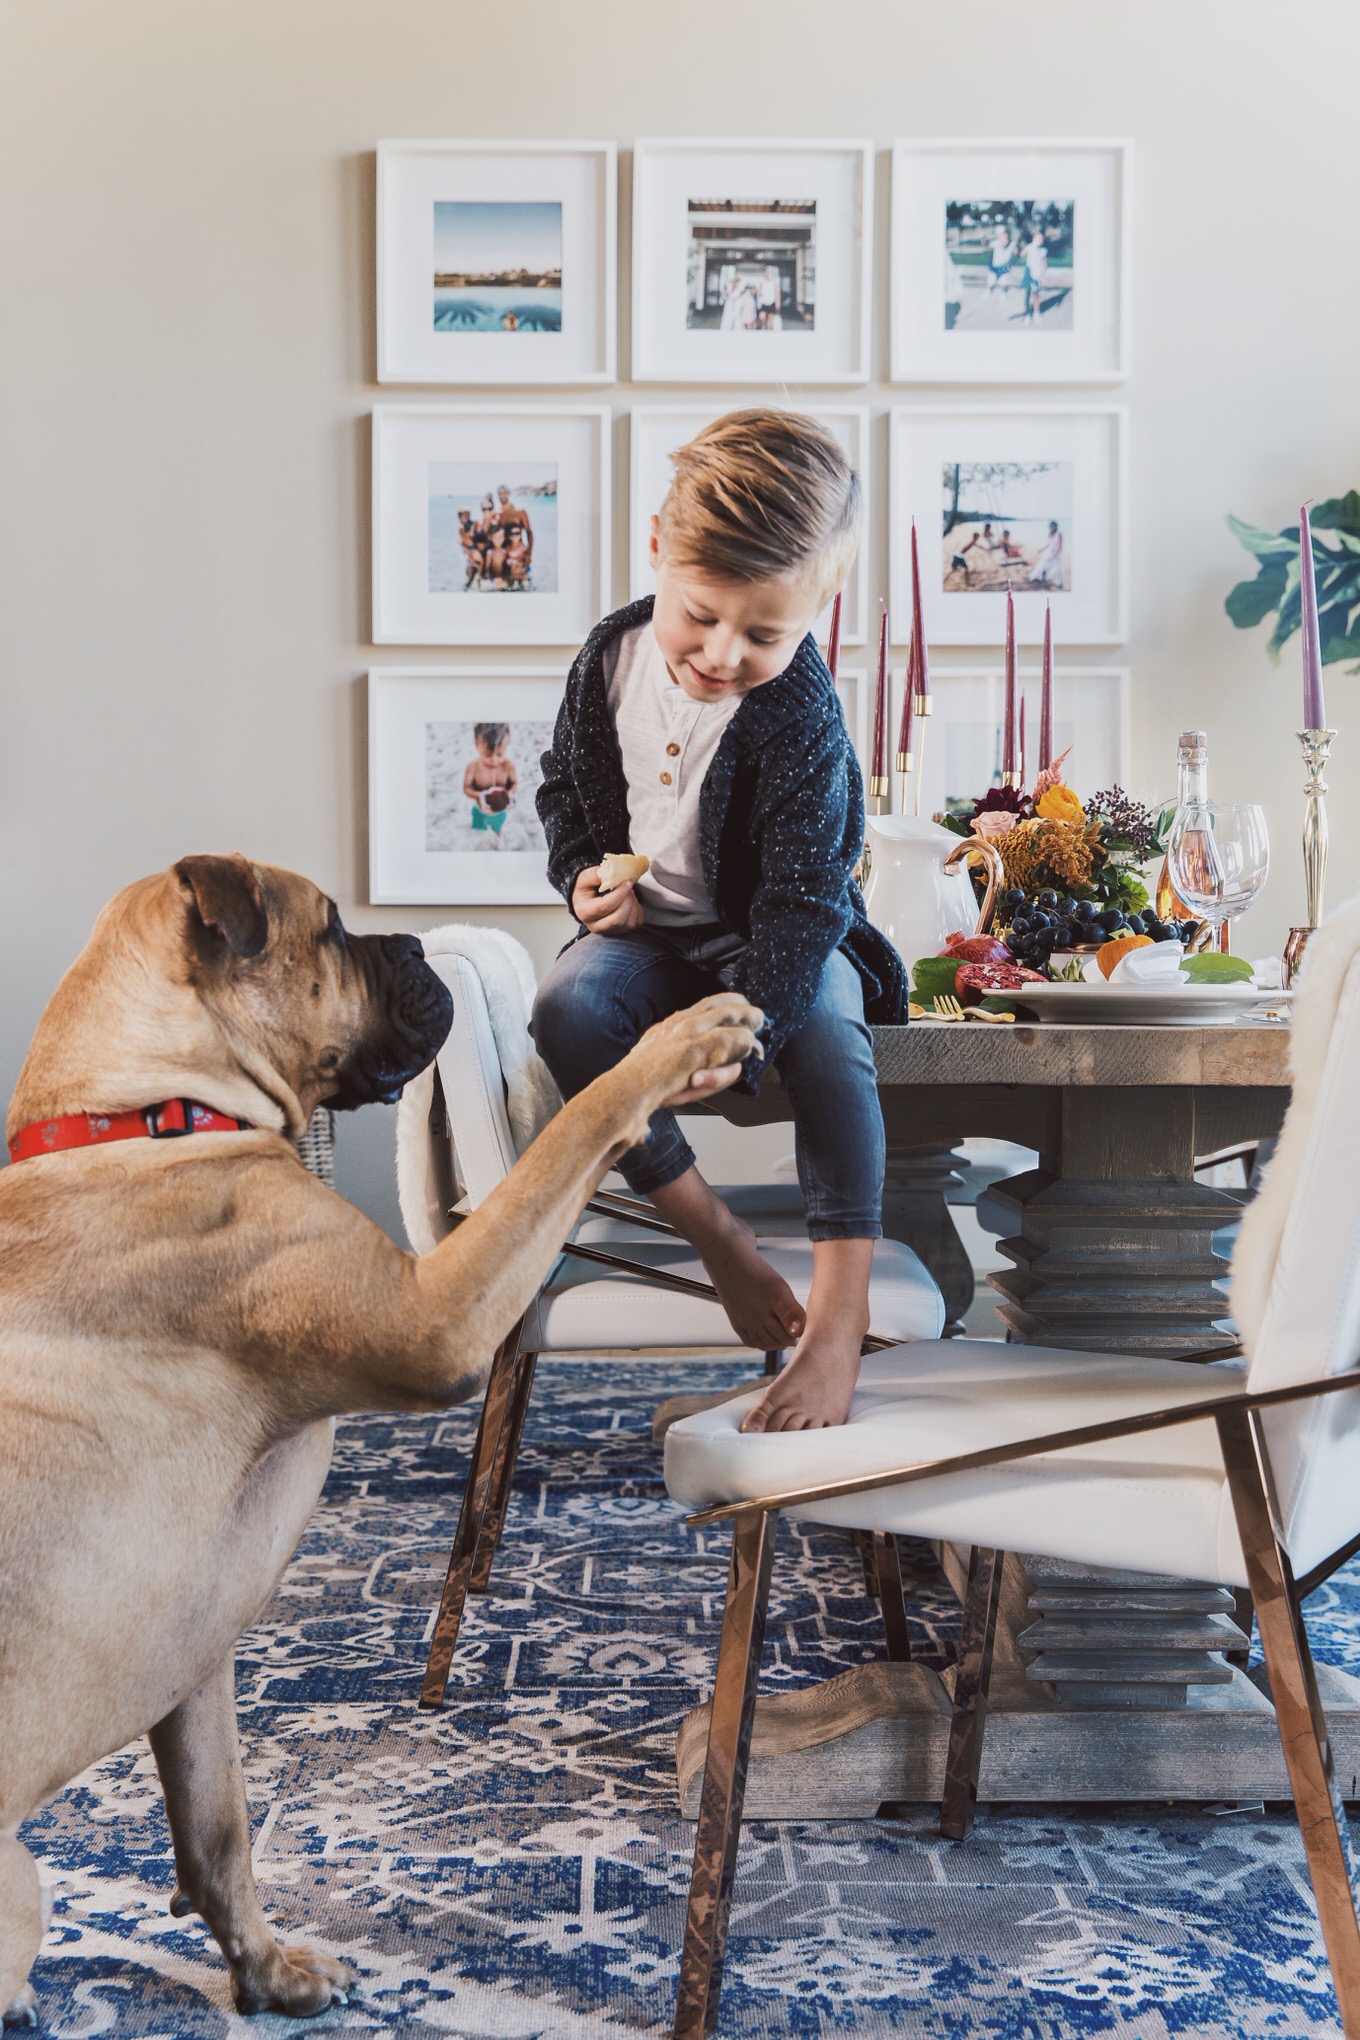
{"left": 1300, "top": 502, "right": 1327, "bottom": 730}
{"left": 1001, "top": 588, "right": 1017, "bottom": 781}
{"left": 1039, "top": 602, "right": 1054, "bottom": 771}
{"left": 896, "top": 636, "right": 916, "bottom": 769}
{"left": 871, "top": 604, "right": 889, "bottom": 788}
{"left": 825, "top": 588, "right": 842, "bottom": 684}
{"left": 910, "top": 518, "right": 930, "bottom": 705}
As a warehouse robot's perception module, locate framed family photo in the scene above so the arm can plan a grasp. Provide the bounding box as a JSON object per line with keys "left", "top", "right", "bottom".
{"left": 631, "top": 139, "right": 873, "bottom": 383}
{"left": 905, "top": 663, "right": 1130, "bottom": 820}
{"left": 376, "top": 141, "right": 616, "bottom": 384}
{"left": 368, "top": 668, "right": 563, "bottom": 905}
{"left": 627, "top": 404, "right": 870, "bottom": 645}
{"left": 889, "top": 404, "right": 1128, "bottom": 646}
{"left": 371, "top": 404, "right": 610, "bottom": 646}
{"left": 890, "top": 140, "right": 1129, "bottom": 384}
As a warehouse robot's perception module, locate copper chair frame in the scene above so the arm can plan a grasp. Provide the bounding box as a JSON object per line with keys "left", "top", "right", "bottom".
{"left": 672, "top": 1355, "right": 1360, "bottom": 2040}
{"left": 418, "top": 1187, "right": 911, "bottom": 1710}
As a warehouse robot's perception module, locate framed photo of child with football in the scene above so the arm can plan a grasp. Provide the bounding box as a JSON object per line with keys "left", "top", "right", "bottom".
{"left": 368, "top": 668, "right": 563, "bottom": 904}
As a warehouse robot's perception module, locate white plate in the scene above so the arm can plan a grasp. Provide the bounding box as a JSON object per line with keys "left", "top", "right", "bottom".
{"left": 1013, "top": 982, "right": 1292, "bottom": 1026}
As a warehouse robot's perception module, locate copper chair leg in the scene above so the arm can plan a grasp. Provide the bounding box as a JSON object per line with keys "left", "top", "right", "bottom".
{"left": 1228, "top": 1586, "right": 1255, "bottom": 1670}
{"left": 419, "top": 1321, "right": 523, "bottom": 1712}
{"left": 469, "top": 1349, "right": 539, "bottom": 1594}
{"left": 673, "top": 1508, "right": 776, "bottom": 2040}
{"left": 873, "top": 1534, "right": 914, "bottom": 1662}
{"left": 940, "top": 1545, "right": 1005, "bottom": 1842}
{"left": 1218, "top": 1407, "right": 1360, "bottom": 2037}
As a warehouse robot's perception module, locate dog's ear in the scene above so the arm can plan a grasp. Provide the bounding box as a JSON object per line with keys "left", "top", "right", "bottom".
{"left": 174, "top": 853, "right": 268, "bottom": 961}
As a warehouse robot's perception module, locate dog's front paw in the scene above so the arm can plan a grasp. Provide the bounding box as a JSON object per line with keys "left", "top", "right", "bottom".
{"left": 627, "top": 993, "right": 763, "bottom": 1117}
{"left": 2, "top": 1982, "right": 38, "bottom": 2028}
{"left": 232, "top": 1944, "right": 351, "bottom": 2019}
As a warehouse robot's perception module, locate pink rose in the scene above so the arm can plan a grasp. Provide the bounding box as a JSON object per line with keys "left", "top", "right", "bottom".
{"left": 973, "top": 810, "right": 1017, "bottom": 840}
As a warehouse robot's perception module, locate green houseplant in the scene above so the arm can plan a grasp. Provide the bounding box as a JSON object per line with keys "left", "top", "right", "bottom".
{"left": 1225, "top": 492, "right": 1360, "bottom": 669}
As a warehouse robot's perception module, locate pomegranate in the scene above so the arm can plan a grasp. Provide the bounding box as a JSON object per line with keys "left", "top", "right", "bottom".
{"left": 954, "top": 960, "right": 1048, "bottom": 1006}
{"left": 944, "top": 930, "right": 1012, "bottom": 966}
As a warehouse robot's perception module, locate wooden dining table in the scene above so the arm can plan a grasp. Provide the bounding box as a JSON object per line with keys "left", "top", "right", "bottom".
{"left": 681, "top": 1015, "right": 1360, "bottom": 1813}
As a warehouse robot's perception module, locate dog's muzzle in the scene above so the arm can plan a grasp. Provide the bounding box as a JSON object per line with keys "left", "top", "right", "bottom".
{"left": 323, "top": 935, "right": 454, "bottom": 1110}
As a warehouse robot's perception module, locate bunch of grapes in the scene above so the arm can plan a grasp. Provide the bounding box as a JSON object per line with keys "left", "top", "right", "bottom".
{"left": 1000, "top": 888, "right": 1196, "bottom": 970}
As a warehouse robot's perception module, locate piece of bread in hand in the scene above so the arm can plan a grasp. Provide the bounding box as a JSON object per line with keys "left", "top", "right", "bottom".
{"left": 597, "top": 852, "right": 650, "bottom": 894}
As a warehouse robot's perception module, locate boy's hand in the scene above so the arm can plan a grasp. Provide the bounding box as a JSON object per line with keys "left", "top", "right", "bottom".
{"left": 573, "top": 865, "right": 644, "bottom": 934}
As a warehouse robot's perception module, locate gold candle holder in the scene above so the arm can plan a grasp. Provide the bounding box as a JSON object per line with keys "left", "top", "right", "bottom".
{"left": 1282, "top": 726, "right": 1336, "bottom": 988}
{"left": 869, "top": 774, "right": 890, "bottom": 815}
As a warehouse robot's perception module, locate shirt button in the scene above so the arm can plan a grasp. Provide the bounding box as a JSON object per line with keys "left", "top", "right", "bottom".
{"left": 666, "top": 742, "right": 680, "bottom": 757}
{"left": 659, "top": 770, "right": 673, "bottom": 786}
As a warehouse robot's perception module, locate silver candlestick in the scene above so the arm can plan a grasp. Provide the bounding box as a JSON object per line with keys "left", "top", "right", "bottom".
{"left": 1282, "top": 726, "right": 1336, "bottom": 988}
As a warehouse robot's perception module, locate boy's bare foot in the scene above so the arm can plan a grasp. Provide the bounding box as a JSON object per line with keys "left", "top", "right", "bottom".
{"left": 739, "top": 1237, "right": 874, "bottom": 1432}
{"left": 649, "top": 1168, "right": 805, "bottom": 1352}
{"left": 697, "top": 1208, "right": 806, "bottom": 1351}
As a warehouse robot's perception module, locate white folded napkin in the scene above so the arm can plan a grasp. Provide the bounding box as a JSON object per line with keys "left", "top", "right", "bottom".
{"left": 1251, "top": 955, "right": 1283, "bottom": 990}
{"left": 1109, "top": 939, "right": 1186, "bottom": 985}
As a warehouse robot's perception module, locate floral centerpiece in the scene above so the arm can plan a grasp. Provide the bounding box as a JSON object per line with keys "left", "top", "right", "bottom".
{"left": 910, "top": 755, "right": 1248, "bottom": 1008}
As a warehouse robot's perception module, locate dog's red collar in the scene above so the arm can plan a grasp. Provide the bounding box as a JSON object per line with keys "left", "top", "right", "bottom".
{"left": 7, "top": 1098, "right": 254, "bottom": 1164}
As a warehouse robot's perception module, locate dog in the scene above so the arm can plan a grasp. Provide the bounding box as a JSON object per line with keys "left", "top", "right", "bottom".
{"left": 0, "top": 853, "right": 760, "bottom": 2023}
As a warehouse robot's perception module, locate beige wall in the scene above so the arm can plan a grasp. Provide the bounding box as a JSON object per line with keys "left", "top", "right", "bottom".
{"left": 3, "top": 0, "right": 1357, "bottom": 1230}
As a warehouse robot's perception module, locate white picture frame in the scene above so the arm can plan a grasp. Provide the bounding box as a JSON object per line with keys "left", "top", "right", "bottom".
{"left": 899, "top": 663, "right": 1131, "bottom": 821}
{"left": 372, "top": 404, "right": 610, "bottom": 647}
{"left": 627, "top": 404, "right": 870, "bottom": 646}
{"left": 890, "top": 139, "right": 1129, "bottom": 384}
{"left": 631, "top": 139, "right": 873, "bottom": 384}
{"left": 889, "top": 404, "right": 1128, "bottom": 647}
{"left": 834, "top": 666, "right": 869, "bottom": 802}
{"left": 377, "top": 140, "right": 616, "bottom": 385}
{"left": 368, "top": 668, "right": 564, "bottom": 905}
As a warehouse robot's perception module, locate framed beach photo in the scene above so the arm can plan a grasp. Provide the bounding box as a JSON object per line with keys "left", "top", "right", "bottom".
{"left": 889, "top": 404, "right": 1128, "bottom": 646}
{"left": 368, "top": 668, "right": 564, "bottom": 904}
{"left": 631, "top": 139, "right": 872, "bottom": 383}
{"left": 376, "top": 141, "right": 616, "bottom": 384}
{"left": 890, "top": 140, "right": 1129, "bottom": 384}
{"left": 905, "top": 664, "right": 1130, "bottom": 821}
{"left": 372, "top": 405, "right": 610, "bottom": 646}
{"left": 627, "top": 404, "right": 870, "bottom": 645}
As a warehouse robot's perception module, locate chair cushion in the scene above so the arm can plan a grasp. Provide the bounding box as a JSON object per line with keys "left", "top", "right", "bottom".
{"left": 664, "top": 1340, "right": 1251, "bottom": 1588}
{"left": 522, "top": 1237, "right": 945, "bottom": 1353}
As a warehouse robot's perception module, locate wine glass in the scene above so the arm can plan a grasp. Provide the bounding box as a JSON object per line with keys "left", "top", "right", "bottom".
{"left": 1169, "top": 802, "right": 1269, "bottom": 949}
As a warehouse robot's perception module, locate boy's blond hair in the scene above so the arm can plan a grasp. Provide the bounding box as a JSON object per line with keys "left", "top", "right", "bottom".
{"left": 656, "top": 408, "right": 862, "bottom": 607}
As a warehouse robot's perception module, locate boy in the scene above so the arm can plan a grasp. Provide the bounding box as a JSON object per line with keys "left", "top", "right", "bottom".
{"left": 533, "top": 410, "right": 910, "bottom": 1432}
{"left": 463, "top": 722, "right": 518, "bottom": 834}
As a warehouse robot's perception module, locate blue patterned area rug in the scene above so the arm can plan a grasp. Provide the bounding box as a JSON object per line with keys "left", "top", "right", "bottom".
{"left": 19, "top": 1355, "right": 1358, "bottom": 2037}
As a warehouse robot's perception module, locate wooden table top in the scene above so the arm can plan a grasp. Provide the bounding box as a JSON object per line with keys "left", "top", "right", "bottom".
{"left": 867, "top": 1019, "right": 1290, "bottom": 1090}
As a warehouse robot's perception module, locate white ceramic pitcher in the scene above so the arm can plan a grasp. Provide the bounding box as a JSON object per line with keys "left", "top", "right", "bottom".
{"left": 860, "top": 815, "right": 1003, "bottom": 965}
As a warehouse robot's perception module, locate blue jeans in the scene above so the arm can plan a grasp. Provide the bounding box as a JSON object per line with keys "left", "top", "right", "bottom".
{"left": 531, "top": 924, "right": 884, "bottom": 1240}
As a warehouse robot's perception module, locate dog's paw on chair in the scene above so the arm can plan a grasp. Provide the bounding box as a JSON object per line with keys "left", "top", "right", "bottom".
{"left": 231, "top": 1944, "right": 351, "bottom": 2018}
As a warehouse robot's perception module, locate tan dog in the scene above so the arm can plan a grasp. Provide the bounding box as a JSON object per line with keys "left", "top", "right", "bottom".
{"left": 0, "top": 854, "right": 760, "bottom": 2024}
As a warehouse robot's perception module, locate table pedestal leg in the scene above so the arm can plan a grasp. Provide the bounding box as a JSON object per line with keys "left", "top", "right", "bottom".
{"left": 988, "top": 1088, "right": 1242, "bottom": 1355}
{"left": 880, "top": 1143, "right": 973, "bottom": 1327}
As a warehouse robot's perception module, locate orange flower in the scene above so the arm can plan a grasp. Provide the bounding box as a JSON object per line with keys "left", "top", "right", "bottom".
{"left": 1035, "top": 784, "right": 1086, "bottom": 826}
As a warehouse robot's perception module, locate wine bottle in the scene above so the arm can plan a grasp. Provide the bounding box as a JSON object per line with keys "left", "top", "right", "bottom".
{"left": 1157, "top": 730, "right": 1229, "bottom": 947}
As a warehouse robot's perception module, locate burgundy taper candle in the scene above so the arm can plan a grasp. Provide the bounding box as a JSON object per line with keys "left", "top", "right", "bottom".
{"left": 1001, "top": 588, "right": 1017, "bottom": 783}
{"left": 1300, "top": 503, "right": 1327, "bottom": 730}
{"left": 825, "top": 588, "right": 842, "bottom": 684}
{"left": 1039, "top": 602, "right": 1054, "bottom": 771}
{"left": 870, "top": 604, "right": 889, "bottom": 798}
{"left": 909, "top": 518, "right": 930, "bottom": 706}
{"left": 896, "top": 636, "right": 916, "bottom": 772}
{"left": 1019, "top": 690, "right": 1027, "bottom": 791}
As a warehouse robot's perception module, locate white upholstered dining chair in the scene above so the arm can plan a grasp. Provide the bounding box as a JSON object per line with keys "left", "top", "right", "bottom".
{"left": 412, "top": 948, "right": 946, "bottom": 1709}
{"left": 663, "top": 903, "right": 1360, "bottom": 2040}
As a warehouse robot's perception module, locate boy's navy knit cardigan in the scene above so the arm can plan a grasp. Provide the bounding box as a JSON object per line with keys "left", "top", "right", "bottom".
{"left": 536, "top": 596, "right": 911, "bottom": 1092}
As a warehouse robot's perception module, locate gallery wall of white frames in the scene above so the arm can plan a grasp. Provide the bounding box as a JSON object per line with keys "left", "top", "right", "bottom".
{"left": 368, "top": 136, "right": 1131, "bottom": 902}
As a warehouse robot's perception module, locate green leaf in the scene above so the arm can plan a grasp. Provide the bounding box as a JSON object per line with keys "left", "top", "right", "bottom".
{"left": 1179, "top": 953, "right": 1255, "bottom": 984}
{"left": 911, "top": 956, "right": 961, "bottom": 996}
{"left": 1225, "top": 563, "right": 1288, "bottom": 629}
{"left": 1308, "top": 491, "right": 1360, "bottom": 535}
{"left": 1226, "top": 512, "right": 1297, "bottom": 559}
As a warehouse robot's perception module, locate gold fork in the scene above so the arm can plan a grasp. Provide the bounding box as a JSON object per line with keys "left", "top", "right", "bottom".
{"left": 966, "top": 1005, "right": 1016, "bottom": 1023}
{"left": 934, "top": 993, "right": 966, "bottom": 1021}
